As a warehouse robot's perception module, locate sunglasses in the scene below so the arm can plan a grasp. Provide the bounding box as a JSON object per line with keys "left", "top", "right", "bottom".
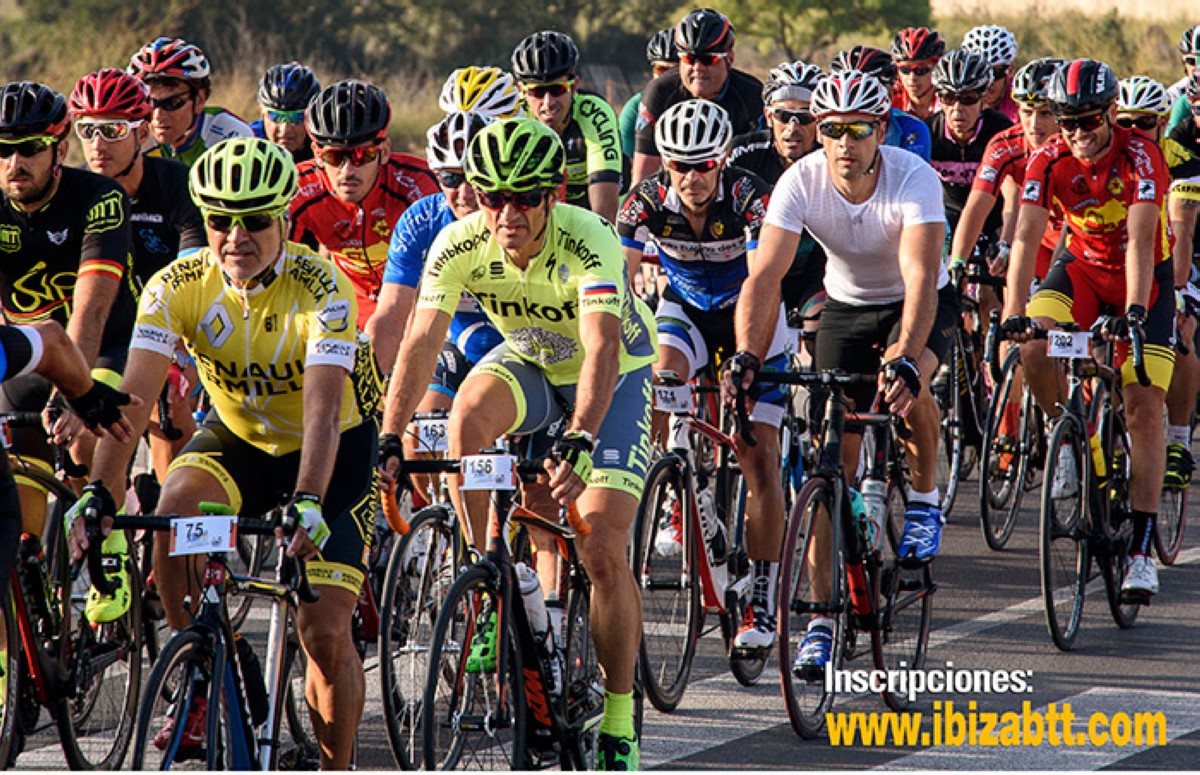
{"left": 665, "top": 158, "right": 721, "bottom": 174}
{"left": 266, "top": 109, "right": 305, "bottom": 125}
{"left": 938, "top": 91, "right": 984, "bottom": 106}
{"left": 476, "top": 188, "right": 547, "bottom": 211}
{"left": 74, "top": 120, "right": 143, "bottom": 142}
{"left": 681, "top": 52, "right": 729, "bottom": 67}
{"left": 204, "top": 209, "right": 280, "bottom": 233}
{"left": 898, "top": 65, "right": 933, "bottom": 76}
{"left": 1184, "top": 55, "right": 1198, "bottom": 67}
{"left": 769, "top": 107, "right": 815, "bottom": 125}
{"left": 317, "top": 144, "right": 382, "bottom": 167}
{"left": 1056, "top": 113, "right": 1107, "bottom": 133}
{"left": 817, "top": 120, "right": 879, "bottom": 140}
{"left": 1115, "top": 115, "right": 1159, "bottom": 131}
{"left": 0, "top": 136, "right": 56, "bottom": 159}
{"left": 524, "top": 81, "right": 573, "bottom": 99}
{"left": 150, "top": 92, "right": 193, "bottom": 112}
{"left": 437, "top": 170, "right": 467, "bottom": 189}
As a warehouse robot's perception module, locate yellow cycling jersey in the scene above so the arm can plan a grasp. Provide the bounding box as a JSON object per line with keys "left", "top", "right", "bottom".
{"left": 561, "top": 92, "right": 623, "bottom": 208}
{"left": 417, "top": 204, "right": 656, "bottom": 385}
{"left": 131, "top": 242, "right": 382, "bottom": 455}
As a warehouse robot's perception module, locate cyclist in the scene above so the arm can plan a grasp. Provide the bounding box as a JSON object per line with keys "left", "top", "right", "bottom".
{"left": 730, "top": 71, "right": 953, "bottom": 674}
{"left": 71, "top": 138, "right": 381, "bottom": 769}
{"left": 127, "top": 37, "right": 253, "bottom": 166}
{"left": 512, "top": 30, "right": 622, "bottom": 223}
{"left": 250, "top": 61, "right": 321, "bottom": 164}
{"left": 1165, "top": 24, "right": 1200, "bottom": 122}
{"left": 1001, "top": 59, "right": 1174, "bottom": 598}
{"left": 631, "top": 8, "right": 763, "bottom": 184}
{"left": 289, "top": 80, "right": 439, "bottom": 329}
{"left": 438, "top": 65, "right": 525, "bottom": 119}
{"left": 380, "top": 118, "right": 655, "bottom": 769}
{"left": 619, "top": 99, "right": 787, "bottom": 653}
{"left": 69, "top": 68, "right": 204, "bottom": 483}
{"left": 830, "top": 45, "right": 932, "bottom": 161}
{"left": 619, "top": 29, "right": 679, "bottom": 159}
{"left": 891, "top": 26, "right": 946, "bottom": 120}
{"left": 961, "top": 24, "right": 1019, "bottom": 122}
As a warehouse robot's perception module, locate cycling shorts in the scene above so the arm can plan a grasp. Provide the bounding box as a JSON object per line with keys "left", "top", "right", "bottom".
{"left": 472, "top": 345, "right": 653, "bottom": 501}
{"left": 814, "top": 283, "right": 960, "bottom": 409}
{"left": 655, "top": 290, "right": 791, "bottom": 427}
{"left": 167, "top": 415, "right": 378, "bottom": 595}
{"left": 1027, "top": 255, "right": 1175, "bottom": 391}
{"left": 428, "top": 340, "right": 473, "bottom": 400}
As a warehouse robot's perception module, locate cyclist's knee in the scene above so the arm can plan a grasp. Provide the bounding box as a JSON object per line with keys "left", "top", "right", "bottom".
{"left": 297, "top": 587, "right": 359, "bottom": 669}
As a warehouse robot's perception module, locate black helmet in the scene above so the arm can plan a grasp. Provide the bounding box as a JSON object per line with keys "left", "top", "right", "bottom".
{"left": 931, "top": 47, "right": 993, "bottom": 94}
{"left": 1012, "top": 58, "right": 1065, "bottom": 104}
{"left": 831, "top": 46, "right": 897, "bottom": 87}
{"left": 512, "top": 31, "right": 579, "bottom": 83}
{"left": 305, "top": 79, "right": 391, "bottom": 147}
{"left": 1047, "top": 58, "right": 1117, "bottom": 116}
{"left": 674, "top": 8, "right": 734, "bottom": 55}
{"left": 258, "top": 62, "right": 321, "bottom": 112}
{"left": 0, "top": 81, "right": 69, "bottom": 140}
{"left": 646, "top": 28, "right": 678, "bottom": 64}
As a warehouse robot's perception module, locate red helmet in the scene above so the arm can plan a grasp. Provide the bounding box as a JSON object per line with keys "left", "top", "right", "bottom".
{"left": 128, "top": 37, "right": 211, "bottom": 82}
{"left": 70, "top": 68, "right": 151, "bottom": 121}
{"left": 891, "top": 27, "right": 946, "bottom": 62}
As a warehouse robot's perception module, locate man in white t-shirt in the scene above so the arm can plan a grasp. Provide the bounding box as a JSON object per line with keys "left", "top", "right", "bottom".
{"left": 726, "top": 70, "right": 956, "bottom": 677}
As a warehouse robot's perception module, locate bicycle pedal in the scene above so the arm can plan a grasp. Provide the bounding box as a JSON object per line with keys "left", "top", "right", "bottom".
{"left": 730, "top": 645, "right": 767, "bottom": 660}
{"left": 1119, "top": 590, "right": 1151, "bottom": 606}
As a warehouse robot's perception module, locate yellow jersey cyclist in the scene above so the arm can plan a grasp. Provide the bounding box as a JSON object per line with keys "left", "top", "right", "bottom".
{"left": 512, "top": 30, "right": 623, "bottom": 224}
{"left": 69, "top": 138, "right": 381, "bottom": 770}
{"left": 380, "top": 118, "right": 655, "bottom": 770}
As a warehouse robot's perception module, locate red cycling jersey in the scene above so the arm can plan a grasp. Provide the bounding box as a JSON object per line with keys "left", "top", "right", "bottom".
{"left": 289, "top": 153, "right": 439, "bottom": 325}
{"left": 1021, "top": 125, "right": 1170, "bottom": 271}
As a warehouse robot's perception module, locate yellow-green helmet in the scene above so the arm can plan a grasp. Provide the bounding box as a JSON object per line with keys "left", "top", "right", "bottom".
{"left": 189, "top": 137, "right": 297, "bottom": 213}
{"left": 464, "top": 118, "right": 564, "bottom": 192}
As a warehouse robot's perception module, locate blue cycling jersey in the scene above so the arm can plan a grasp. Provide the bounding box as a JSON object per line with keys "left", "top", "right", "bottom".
{"left": 382, "top": 194, "right": 504, "bottom": 364}
{"left": 249, "top": 118, "right": 266, "bottom": 138}
{"left": 886, "top": 108, "right": 932, "bottom": 162}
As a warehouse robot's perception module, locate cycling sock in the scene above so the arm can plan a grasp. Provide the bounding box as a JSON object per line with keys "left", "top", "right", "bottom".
{"left": 907, "top": 487, "right": 939, "bottom": 509}
{"left": 599, "top": 691, "right": 636, "bottom": 739}
{"left": 809, "top": 616, "right": 835, "bottom": 632}
{"left": 1167, "top": 425, "right": 1190, "bottom": 446}
{"left": 750, "top": 559, "right": 778, "bottom": 610}
{"left": 1131, "top": 510, "right": 1155, "bottom": 556}
{"left": 999, "top": 401, "right": 1020, "bottom": 437}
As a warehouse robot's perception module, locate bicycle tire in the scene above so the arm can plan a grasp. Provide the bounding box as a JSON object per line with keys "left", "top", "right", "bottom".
{"left": 1039, "top": 417, "right": 1089, "bottom": 651}
{"left": 421, "top": 564, "right": 526, "bottom": 770}
{"left": 561, "top": 576, "right": 603, "bottom": 771}
{"left": 130, "top": 629, "right": 215, "bottom": 769}
{"left": 776, "top": 477, "right": 845, "bottom": 739}
{"left": 277, "top": 630, "right": 319, "bottom": 769}
{"left": 1101, "top": 517, "right": 1141, "bottom": 629}
{"left": 1155, "top": 484, "right": 1187, "bottom": 566}
{"left": 380, "top": 505, "right": 460, "bottom": 770}
{"left": 979, "top": 348, "right": 1023, "bottom": 549}
{"left": 0, "top": 591, "right": 19, "bottom": 768}
{"left": 230, "top": 533, "right": 270, "bottom": 630}
{"left": 872, "top": 479, "right": 932, "bottom": 711}
{"left": 934, "top": 333, "right": 965, "bottom": 518}
{"left": 1096, "top": 407, "right": 1140, "bottom": 630}
{"left": 630, "top": 455, "right": 701, "bottom": 713}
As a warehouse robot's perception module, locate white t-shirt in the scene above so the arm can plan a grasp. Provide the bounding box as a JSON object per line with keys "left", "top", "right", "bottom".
{"left": 766, "top": 145, "right": 947, "bottom": 305}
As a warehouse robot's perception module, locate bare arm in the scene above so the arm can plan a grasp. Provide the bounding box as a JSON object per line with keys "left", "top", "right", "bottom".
{"left": 66, "top": 273, "right": 120, "bottom": 365}
{"left": 1125, "top": 201, "right": 1160, "bottom": 311}
{"left": 622, "top": 245, "right": 643, "bottom": 287}
{"left": 364, "top": 283, "right": 418, "bottom": 374}
{"left": 293, "top": 364, "right": 348, "bottom": 498}
{"left": 31, "top": 320, "right": 100, "bottom": 399}
{"left": 894, "top": 222, "right": 943, "bottom": 360}
{"left": 949, "top": 188, "right": 999, "bottom": 263}
{"left": 90, "top": 347, "right": 171, "bottom": 504}
{"left": 998, "top": 176, "right": 1020, "bottom": 244}
{"left": 1169, "top": 194, "right": 1199, "bottom": 288}
{"left": 1002, "top": 203, "right": 1051, "bottom": 318}
{"left": 735, "top": 224, "right": 799, "bottom": 358}
{"left": 589, "top": 181, "right": 620, "bottom": 225}
{"left": 381, "top": 307, "right": 453, "bottom": 437}
{"left": 569, "top": 312, "right": 621, "bottom": 436}
{"left": 630, "top": 153, "right": 660, "bottom": 187}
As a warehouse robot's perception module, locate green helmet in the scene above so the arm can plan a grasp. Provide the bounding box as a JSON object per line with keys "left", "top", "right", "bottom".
{"left": 464, "top": 118, "right": 564, "bottom": 192}
{"left": 189, "top": 137, "right": 297, "bottom": 213}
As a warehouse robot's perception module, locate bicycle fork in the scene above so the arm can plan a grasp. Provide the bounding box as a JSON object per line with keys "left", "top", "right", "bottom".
{"left": 260, "top": 593, "right": 290, "bottom": 770}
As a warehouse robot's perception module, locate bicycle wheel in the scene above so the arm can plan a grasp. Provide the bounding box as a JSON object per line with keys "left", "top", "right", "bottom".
{"left": 1155, "top": 485, "right": 1187, "bottom": 566}
{"left": 777, "top": 477, "right": 845, "bottom": 739}
{"left": 131, "top": 630, "right": 215, "bottom": 770}
{"left": 630, "top": 456, "right": 701, "bottom": 713}
{"left": 0, "top": 591, "right": 19, "bottom": 768}
{"left": 979, "top": 348, "right": 1024, "bottom": 550}
{"left": 873, "top": 480, "right": 932, "bottom": 712}
{"left": 934, "top": 332, "right": 965, "bottom": 517}
{"left": 561, "top": 579, "right": 603, "bottom": 771}
{"left": 421, "top": 564, "right": 526, "bottom": 770}
{"left": 277, "top": 631, "right": 319, "bottom": 769}
{"left": 1039, "top": 417, "right": 1089, "bottom": 651}
{"left": 1097, "top": 413, "right": 1141, "bottom": 630}
{"left": 231, "top": 533, "right": 271, "bottom": 630}
{"left": 1101, "top": 517, "right": 1141, "bottom": 629}
{"left": 380, "top": 505, "right": 459, "bottom": 769}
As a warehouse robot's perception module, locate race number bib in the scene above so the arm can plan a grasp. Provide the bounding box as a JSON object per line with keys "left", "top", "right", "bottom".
{"left": 1047, "top": 330, "right": 1091, "bottom": 360}
{"left": 460, "top": 454, "right": 518, "bottom": 491}
{"left": 653, "top": 384, "right": 695, "bottom": 414}
{"left": 413, "top": 417, "right": 449, "bottom": 453}
{"left": 170, "top": 515, "right": 238, "bottom": 556}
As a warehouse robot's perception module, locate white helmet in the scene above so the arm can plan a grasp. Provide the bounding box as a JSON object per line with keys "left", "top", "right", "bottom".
{"left": 426, "top": 111, "right": 493, "bottom": 170}
{"left": 962, "top": 25, "right": 1018, "bottom": 67}
{"left": 762, "top": 61, "right": 825, "bottom": 104}
{"left": 1117, "top": 76, "right": 1169, "bottom": 115}
{"left": 654, "top": 99, "right": 732, "bottom": 163}
{"left": 810, "top": 70, "right": 891, "bottom": 118}
{"left": 438, "top": 66, "right": 524, "bottom": 120}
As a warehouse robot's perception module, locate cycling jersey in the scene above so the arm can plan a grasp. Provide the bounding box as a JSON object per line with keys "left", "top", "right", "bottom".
{"left": 892, "top": 89, "right": 939, "bottom": 120}
{"left": 0, "top": 166, "right": 136, "bottom": 354}
{"left": 1021, "top": 125, "right": 1171, "bottom": 270}
{"left": 886, "top": 108, "right": 933, "bottom": 161}
{"left": 249, "top": 119, "right": 315, "bottom": 164}
{"left": 127, "top": 156, "right": 205, "bottom": 289}
{"left": 145, "top": 106, "right": 254, "bottom": 167}
{"left": 635, "top": 69, "right": 764, "bottom": 157}
{"left": 417, "top": 204, "right": 657, "bottom": 385}
{"left": 382, "top": 193, "right": 504, "bottom": 364}
{"left": 560, "top": 91, "right": 623, "bottom": 209}
{"left": 131, "top": 243, "right": 382, "bottom": 455}
{"left": 617, "top": 166, "right": 771, "bottom": 311}
{"left": 619, "top": 92, "right": 641, "bottom": 158}
{"left": 926, "top": 109, "right": 1013, "bottom": 235}
{"left": 290, "top": 153, "right": 439, "bottom": 326}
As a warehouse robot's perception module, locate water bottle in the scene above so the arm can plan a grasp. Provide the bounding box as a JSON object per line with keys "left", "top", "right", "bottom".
{"left": 845, "top": 490, "right": 872, "bottom": 617}
{"left": 859, "top": 478, "right": 888, "bottom": 553}
{"left": 517, "top": 563, "right": 561, "bottom": 696}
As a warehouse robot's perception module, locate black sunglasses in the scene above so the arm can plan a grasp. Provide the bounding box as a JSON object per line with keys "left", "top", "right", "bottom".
{"left": 437, "top": 171, "right": 467, "bottom": 189}
{"left": 205, "top": 211, "right": 279, "bottom": 232}
{"left": 0, "top": 136, "right": 56, "bottom": 159}
{"left": 769, "top": 107, "right": 816, "bottom": 125}
{"left": 150, "top": 92, "right": 193, "bottom": 112}
{"left": 1115, "top": 115, "right": 1159, "bottom": 131}
{"left": 477, "top": 189, "right": 547, "bottom": 211}
{"left": 1056, "top": 113, "right": 1107, "bottom": 133}
{"left": 938, "top": 91, "right": 983, "bottom": 106}
{"left": 898, "top": 65, "right": 933, "bottom": 76}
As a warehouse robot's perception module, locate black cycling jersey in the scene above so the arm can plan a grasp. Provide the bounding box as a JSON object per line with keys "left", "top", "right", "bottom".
{"left": 925, "top": 109, "right": 1012, "bottom": 236}
{"left": 561, "top": 90, "right": 623, "bottom": 210}
{"left": 729, "top": 129, "right": 788, "bottom": 184}
{"left": 0, "top": 166, "right": 136, "bottom": 355}
{"left": 128, "top": 156, "right": 205, "bottom": 289}
{"left": 634, "top": 68, "right": 764, "bottom": 157}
